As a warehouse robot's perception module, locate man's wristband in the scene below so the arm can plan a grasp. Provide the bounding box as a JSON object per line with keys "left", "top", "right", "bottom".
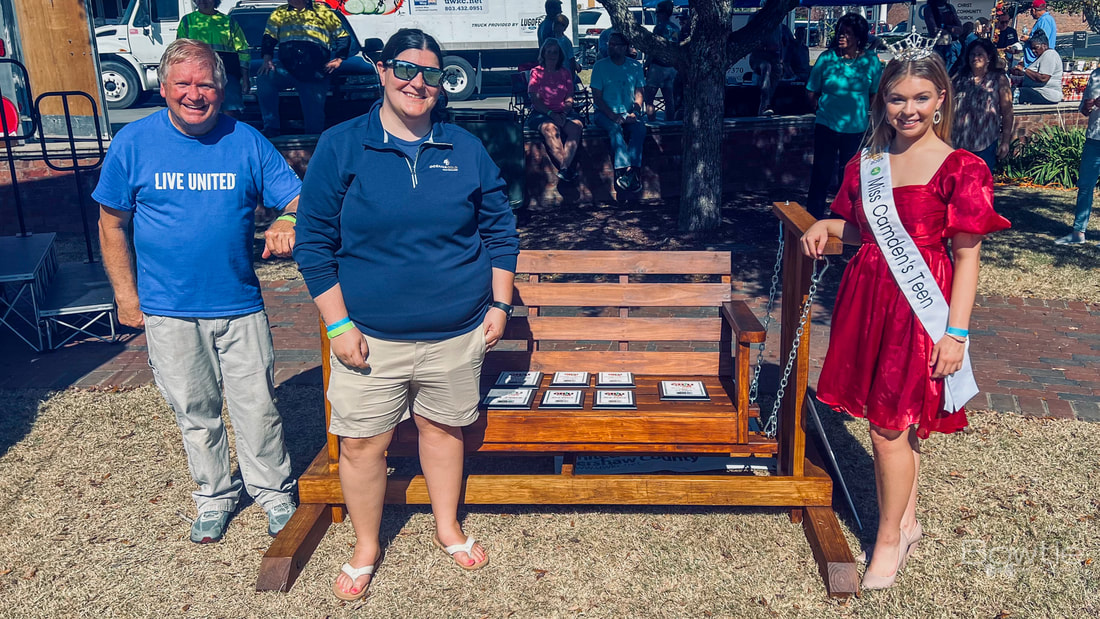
{"left": 276, "top": 212, "right": 297, "bottom": 224}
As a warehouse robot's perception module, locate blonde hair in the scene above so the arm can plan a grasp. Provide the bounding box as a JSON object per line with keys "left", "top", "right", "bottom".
{"left": 157, "top": 38, "right": 226, "bottom": 88}
{"left": 865, "top": 54, "right": 953, "bottom": 154}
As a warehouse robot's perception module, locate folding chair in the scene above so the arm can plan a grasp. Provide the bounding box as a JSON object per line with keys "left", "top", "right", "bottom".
{"left": 509, "top": 69, "right": 533, "bottom": 124}
{"left": 572, "top": 82, "right": 593, "bottom": 124}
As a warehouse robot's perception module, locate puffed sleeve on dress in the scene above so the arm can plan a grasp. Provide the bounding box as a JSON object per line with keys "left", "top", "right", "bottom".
{"left": 939, "top": 150, "right": 1012, "bottom": 237}
{"left": 827, "top": 156, "right": 862, "bottom": 223}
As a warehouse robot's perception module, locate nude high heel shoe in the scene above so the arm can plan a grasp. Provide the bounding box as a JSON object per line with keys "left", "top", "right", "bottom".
{"left": 861, "top": 528, "right": 909, "bottom": 591}
{"left": 856, "top": 521, "right": 922, "bottom": 565}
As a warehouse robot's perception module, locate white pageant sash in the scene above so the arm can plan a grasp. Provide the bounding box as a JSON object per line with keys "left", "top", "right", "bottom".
{"left": 859, "top": 149, "right": 978, "bottom": 412}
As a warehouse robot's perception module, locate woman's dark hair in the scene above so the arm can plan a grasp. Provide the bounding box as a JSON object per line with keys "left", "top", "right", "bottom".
{"left": 1029, "top": 30, "right": 1049, "bottom": 48}
{"left": 380, "top": 28, "right": 444, "bottom": 67}
{"left": 832, "top": 13, "right": 869, "bottom": 51}
{"left": 956, "top": 38, "right": 1005, "bottom": 77}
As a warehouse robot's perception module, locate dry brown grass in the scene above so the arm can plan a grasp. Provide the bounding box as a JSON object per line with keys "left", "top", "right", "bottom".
{"left": 1, "top": 387, "right": 1097, "bottom": 617}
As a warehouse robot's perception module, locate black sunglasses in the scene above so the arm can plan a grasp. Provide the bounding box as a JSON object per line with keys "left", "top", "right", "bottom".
{"left": 384, "top": 59, "right": 444, "bottom": 87}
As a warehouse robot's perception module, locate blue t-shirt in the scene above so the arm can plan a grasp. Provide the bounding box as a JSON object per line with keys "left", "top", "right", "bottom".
{"left": 1025, "top": 13, "right": 1056, "bottom": 64}
{"left": 92, "top": 111, "right": 301, "bottom": 317}
{"left": 806, "top": 49, "right": 882, "bottom": 134}
{"left": 591, "top": 57, "right": 646, "bottom": 115}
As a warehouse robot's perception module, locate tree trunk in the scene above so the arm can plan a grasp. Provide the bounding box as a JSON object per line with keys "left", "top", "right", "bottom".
{"left": 678, "top": 60, "right": 726, "bottom": 232}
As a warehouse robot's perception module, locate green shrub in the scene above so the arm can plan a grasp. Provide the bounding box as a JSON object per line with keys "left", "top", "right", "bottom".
{"left": 999, "top": 126, "right": 1086, "bottom": 188}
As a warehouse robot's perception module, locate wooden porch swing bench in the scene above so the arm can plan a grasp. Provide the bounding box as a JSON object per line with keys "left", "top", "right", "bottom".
{"left": 258, "top": 203, "right": 856, "bottom": 597}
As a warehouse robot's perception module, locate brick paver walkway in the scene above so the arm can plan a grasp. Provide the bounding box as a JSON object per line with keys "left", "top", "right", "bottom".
{"left": 2, "top": 280, "right": 1098, "bottom": 423}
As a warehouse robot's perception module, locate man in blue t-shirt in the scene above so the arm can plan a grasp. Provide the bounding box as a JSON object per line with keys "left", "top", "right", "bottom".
{"left": 94, "top": 40, "right": 302, "bottom": 545}
{"left": 1022, "top": 0, "right": 1056, "bottom": 65}
{"left": 591, "top": 31, "right": 647, "bottom": 193}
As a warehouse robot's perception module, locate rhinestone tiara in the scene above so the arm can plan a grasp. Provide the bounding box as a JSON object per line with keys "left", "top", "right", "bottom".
{"left": 886, "top": 31, "right": 937, "bottom": 61}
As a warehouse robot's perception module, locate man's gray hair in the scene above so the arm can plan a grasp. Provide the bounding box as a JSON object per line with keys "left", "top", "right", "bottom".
{"left": 1029, "top": 30, "right": 1049, "bottom": 48}
{"left": 157, "top": 38, "right": 227, "bottom": 88}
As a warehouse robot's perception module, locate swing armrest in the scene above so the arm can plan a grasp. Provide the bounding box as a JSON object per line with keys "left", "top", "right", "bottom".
{"left": 722, "top": 301, "right": 766, "bottom": 344}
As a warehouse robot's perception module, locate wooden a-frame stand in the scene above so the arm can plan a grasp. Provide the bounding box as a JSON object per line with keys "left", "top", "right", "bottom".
{"left": 256, "top": 202, "right": 856, "bottom": 597}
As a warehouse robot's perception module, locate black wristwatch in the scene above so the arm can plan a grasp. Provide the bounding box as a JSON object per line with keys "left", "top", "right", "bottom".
{"left": 489, "top": 301, "right": 513, "bottom": 319}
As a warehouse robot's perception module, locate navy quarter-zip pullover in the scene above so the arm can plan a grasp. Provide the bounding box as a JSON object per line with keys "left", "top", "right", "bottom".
{"left": 294, "top": 101, "right": 520, "bottom": 340}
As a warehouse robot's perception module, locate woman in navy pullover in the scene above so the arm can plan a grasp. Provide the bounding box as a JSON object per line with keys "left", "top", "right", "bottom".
{"left": 293, "top": 29, "right": 519, "bottom": 600}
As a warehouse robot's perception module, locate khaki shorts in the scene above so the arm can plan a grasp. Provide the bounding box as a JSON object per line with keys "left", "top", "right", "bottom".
{"left": 327, "top": 326, "right": 487, "bottom": 438}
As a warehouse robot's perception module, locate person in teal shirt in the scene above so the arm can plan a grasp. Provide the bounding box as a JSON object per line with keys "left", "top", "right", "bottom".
{"left": 805, "top": 13, "right": 882, "bottom": 218}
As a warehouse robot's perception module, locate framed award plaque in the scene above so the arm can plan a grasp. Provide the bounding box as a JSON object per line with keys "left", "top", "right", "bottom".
{"left": 658, "top": 380, "right": 709, "bottom": 401}
{"left": 550, "top": 371, "right": 590, "bottom": 387}
{"left": 593, "top": 389, "right": 637, "bottom": 409}
{"left": 539, "top": 389, "right": 585, "bottom": 409}
{"left": 596, "top": 372, "right": 635, "bottom": 388}
{"left": 482, "top": 388, "right": 536, "bottom": 409}
{"left": 495, "top": 371, "right": 543, "bottom": 388}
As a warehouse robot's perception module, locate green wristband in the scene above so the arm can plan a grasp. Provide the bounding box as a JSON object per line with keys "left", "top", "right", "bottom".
{"left": 327, "top": 322, "right": 356, "bottom": 339}
{"left": 275, "top": 214, "right": 297, "bottom": 224}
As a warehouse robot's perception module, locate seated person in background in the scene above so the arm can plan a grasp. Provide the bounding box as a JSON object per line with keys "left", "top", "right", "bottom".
{"left": 1012, "top": 32, "right": 1063, "bottom": 104}
{"left": 528, "top": 39, "right": 584, "bottom": 183}
{"left": 644, "top": 0, "right": 680, "bottom": 121}
{"left": 256, "top": 0, "right": 349, "bottom": 136}
{"left": 750, "top": 23, "right": 785, "bottom": 116}
{"left": 591, "top": 32, "right": 646, "bottom": 193}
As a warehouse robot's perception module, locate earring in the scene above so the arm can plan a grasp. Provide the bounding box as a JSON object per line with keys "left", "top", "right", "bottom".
{"left": 933, "top": 109, "right": 943, "bottom": 125}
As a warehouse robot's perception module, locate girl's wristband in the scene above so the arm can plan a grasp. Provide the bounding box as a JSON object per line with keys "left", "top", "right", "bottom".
{"left": 945, "top": 327, "right": 969, "bottom": 339}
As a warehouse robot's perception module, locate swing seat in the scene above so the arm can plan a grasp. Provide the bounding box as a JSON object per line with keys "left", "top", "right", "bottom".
{"left": 261, "top": 242, "right": 857, "bottom": 598}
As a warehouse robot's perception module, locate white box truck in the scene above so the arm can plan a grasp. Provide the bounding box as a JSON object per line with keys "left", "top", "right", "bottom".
{"left": 95, "top": 0, "right": 552, "bottom": 108}
{"left": 327, "top": 0, "right": 550, "bottom": 100}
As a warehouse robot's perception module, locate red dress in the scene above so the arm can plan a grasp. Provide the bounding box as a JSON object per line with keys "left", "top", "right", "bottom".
{"left": 816, "top": 150, "right": 1011, "bottom": 438}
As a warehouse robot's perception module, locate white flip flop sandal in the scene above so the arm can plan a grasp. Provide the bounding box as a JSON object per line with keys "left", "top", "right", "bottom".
{"left": 433, "top": 534, "right": 489, "bottom": 571}
{"left": 332, "top": 561, "right": 377, "bottom": 601}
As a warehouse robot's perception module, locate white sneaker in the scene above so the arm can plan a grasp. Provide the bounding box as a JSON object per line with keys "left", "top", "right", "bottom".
{"left": 1054, "top": 232, "right": 1086, "bottom": 245}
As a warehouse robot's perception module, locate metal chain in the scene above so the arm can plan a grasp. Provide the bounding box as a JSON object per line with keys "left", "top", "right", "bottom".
{"left": 762, "top": 257, "right": 830, "bottom": 438}
{"left": 748, "top": 223, "right": 785, "bottom": 405}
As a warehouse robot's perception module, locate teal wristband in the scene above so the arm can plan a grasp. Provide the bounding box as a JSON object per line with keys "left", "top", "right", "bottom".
{"left": 945, "top": 327, "right": 968, "bottom": 338}
{"left": 327, "top": 322, "right": 356, "bottom": 339}
{"left": 326, "top": 317, "right": 351, "bottom": 331}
